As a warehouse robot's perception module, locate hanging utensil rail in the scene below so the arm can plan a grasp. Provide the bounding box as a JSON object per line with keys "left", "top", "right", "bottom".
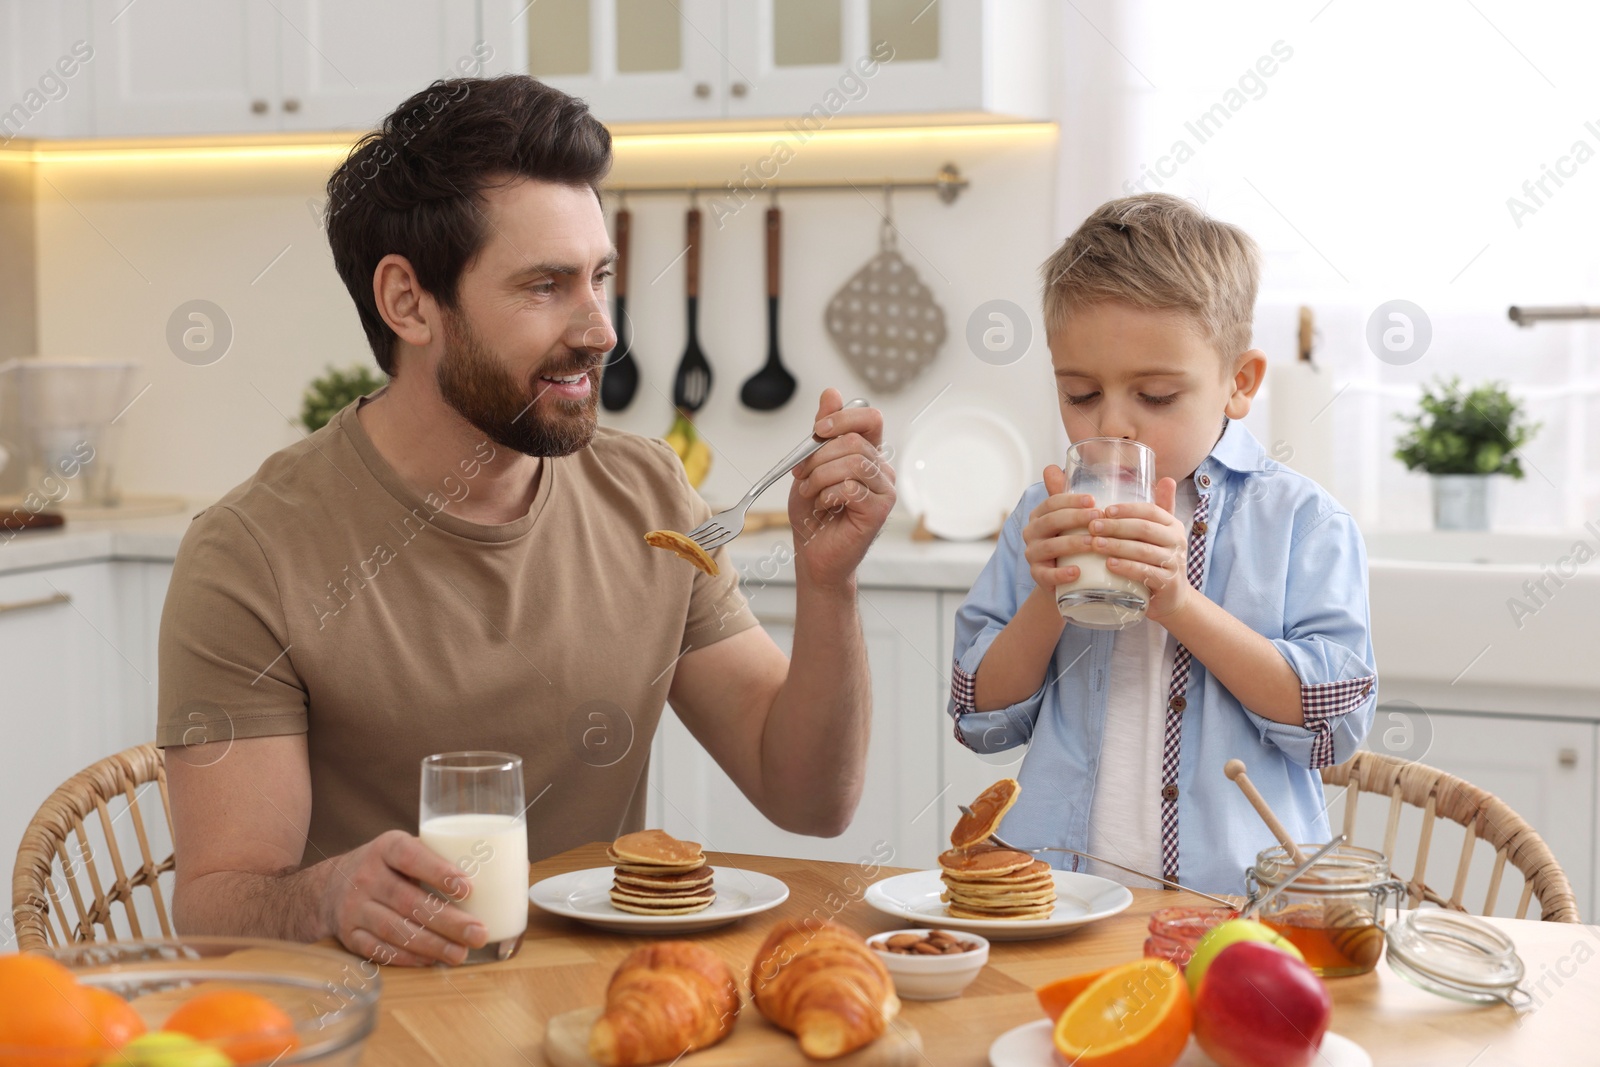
{"left": 601, "top": 163, "right": 969, "bottom": 205}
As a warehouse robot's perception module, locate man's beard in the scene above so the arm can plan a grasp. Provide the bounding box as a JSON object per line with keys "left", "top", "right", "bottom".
{"left": 435, "top": 309, "right": 599, "bottom": 458}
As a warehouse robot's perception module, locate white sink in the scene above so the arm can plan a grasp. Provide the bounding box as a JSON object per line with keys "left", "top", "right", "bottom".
{"left": 1364, "top": 527, "right": 1600, "bottom": 694}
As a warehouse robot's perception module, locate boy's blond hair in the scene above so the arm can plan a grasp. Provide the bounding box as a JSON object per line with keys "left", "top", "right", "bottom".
{"left": 1041, "top": 193, "right": 1260, "bottom": 362}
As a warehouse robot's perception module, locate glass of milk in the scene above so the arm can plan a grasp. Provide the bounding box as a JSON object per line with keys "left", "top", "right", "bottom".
{"left": 419, "top": 751, "right": 529, "bottom": 963}
{"left": 1054, "top": 437, "right": 1156, "bottom": 630}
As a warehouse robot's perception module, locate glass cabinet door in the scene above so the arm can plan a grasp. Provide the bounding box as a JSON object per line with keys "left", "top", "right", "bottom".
{"left": 724, "top": 0, "right": 984, "bottom": 121}
{"left": 492, "top": 0, "right": 727, "bottom": 123}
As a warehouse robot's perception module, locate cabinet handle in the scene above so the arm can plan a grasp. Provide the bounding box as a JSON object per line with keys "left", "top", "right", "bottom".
{"left": 282, "top": 98, "right": 301, "bottom": 113}
{"left": 0, "top": 592, "right": 71, "bottom": 615}
{"left": 693, "top": 81, "right": 712, "bottom": 99}
{"left": 756, "top": 615, "right": 796, "bottom": 628}
{"left": 1559, "top": 747, "right": 1579, "bottom": 769}
{"left": 730, "top": 81, "right": 748, "bottom": 98}
{"left": 250, "top": 99, "right": 269, "bottom": 114}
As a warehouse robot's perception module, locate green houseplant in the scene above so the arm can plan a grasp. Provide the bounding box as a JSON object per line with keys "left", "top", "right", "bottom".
{"left": 1394, "top": 377, "right": 1538, "bottom": 530}
{"left": 300, "top": 364, "right": 385, "bottom": 432}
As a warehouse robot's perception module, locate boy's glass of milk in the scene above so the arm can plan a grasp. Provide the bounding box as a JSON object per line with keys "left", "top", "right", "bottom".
{"left": 1055, "top": 436, "right": 1156, "bottom": 630}
{"left": 420, "top": 751, "right": 529, "bottom": 963}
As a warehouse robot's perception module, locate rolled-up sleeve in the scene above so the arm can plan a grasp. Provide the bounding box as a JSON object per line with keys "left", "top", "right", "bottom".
{"left": 1250, "top": 507, "right": 1377, "bottom": 768}
{"left": 948, "top": 490, "right": 1049, "bottom": 754}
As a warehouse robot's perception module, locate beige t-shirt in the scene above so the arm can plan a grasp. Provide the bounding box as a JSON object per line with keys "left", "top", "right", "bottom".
{"left": 156, "top": 395, "right": 758, "bottom": 865}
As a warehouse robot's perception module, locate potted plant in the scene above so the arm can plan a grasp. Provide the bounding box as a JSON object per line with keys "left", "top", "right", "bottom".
{"left": 1393, "top": 377, "right": 1538, "bottom": 531}
{"left": 300, "top": 364, "right": 385, "bottom": 432}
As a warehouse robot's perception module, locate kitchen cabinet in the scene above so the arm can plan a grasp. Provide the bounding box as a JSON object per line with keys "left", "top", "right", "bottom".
{"left": 483, "top": 0, "right": 1052, "bottom": 124}
{"left": 1324, "top": 711, "right": 1597, "bottom": 922}
{"left": 0, "top": 561, "right": 161, "bottom": 881}
{"left": 0, "top": 0, "right": 94, "bottom": 140}
{"left": 648, "top": 584, "right": 947, "bottom": 870}
{"left": 87, "top": 0, "right": 481, "bottom": 137}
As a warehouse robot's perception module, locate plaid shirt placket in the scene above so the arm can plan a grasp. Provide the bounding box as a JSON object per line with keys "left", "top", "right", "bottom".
{"left": 1159, "top": 483, "right": 1212, "bottom": 883}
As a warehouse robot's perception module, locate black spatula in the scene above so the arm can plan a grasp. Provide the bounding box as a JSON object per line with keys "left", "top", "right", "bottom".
{"left": 672, "top": 206, "right": 712, "bottom": 413}
{"left": 740, "top": 206, "right": 797, "bottom": 411}
{"left": 600, "top": 208, "right": 638, "bottom": 411}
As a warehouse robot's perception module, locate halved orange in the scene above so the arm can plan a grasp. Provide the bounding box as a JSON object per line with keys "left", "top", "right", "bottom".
{"left": 1034, "top": 965, "right": 1112, "bottom": 1021}
{"left": 1052, "top": 958, "right": 1191, "bottom": 1067}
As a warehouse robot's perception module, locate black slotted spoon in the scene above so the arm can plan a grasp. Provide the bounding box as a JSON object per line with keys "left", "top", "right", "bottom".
{"left": 600, "top": 207, "right": 639, "bottom": 411}
{"left": 672, "top": 205, "right": 712, "bottom": 413}
{"left": 740, "top": 206, "right": 797, "bottom": 411}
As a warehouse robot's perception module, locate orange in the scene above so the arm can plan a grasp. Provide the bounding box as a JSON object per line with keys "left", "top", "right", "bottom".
{"left": 1034, "top": 965, "right": 1112, "bottom": 1021}
{"left": 162, "top": 989, "right": 299, "bottom": 1064}
{"left": 0, "top": 953, "right": 101, "bottom": 1067}
{"left": 82, "top": 987, "right": 146, "bottom": 1051}
{"left": 1051, "top": 958, "right": 1192, "bottom": 1067}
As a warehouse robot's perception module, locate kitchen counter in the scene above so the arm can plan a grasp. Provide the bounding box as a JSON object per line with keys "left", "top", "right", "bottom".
{"left": 6, "top": 505, "right": 1597, "bottom": 717}
{"left": 0, "top": 506, "right": 999, "bottom": 591}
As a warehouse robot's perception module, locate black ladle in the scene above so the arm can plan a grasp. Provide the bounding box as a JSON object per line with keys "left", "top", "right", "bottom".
{"left": 600, "top": 207, "right": 638, "bottom": 411}
{"left": 740, "top": 206, "right": 797, "bottom": 411}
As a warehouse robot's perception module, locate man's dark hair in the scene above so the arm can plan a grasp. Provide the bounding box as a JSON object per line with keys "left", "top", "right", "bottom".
{"left": 325, "top": 75, "right": 612, "bottom": 375}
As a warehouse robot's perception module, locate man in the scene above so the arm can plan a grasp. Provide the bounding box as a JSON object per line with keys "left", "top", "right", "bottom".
{"left": 158, "top": 76, "right": 894, "bottom": 967}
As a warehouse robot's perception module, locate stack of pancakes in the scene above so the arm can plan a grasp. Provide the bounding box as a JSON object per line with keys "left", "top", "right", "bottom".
{"left": 938, "top": 845, "right": 1057, "bottom": 920}
{"left": 607, "top": 829, "right": 716, "bottom": 915}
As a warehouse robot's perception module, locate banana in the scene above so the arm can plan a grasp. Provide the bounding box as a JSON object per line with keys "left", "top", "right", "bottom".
{"left": 683, "top": 438, "right": 712, "bottom": 488}
{"left": 663, "top": 412, "right": 711, "bottom": 487}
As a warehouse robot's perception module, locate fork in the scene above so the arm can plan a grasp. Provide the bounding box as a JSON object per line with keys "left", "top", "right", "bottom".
{"left": 956, "top": 803, "right": 1239, "bottom": 909}
{"left": 683, "top": 397, "right": 870, "bottom": 553}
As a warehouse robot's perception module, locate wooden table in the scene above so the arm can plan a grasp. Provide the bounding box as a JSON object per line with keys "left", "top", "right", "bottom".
{"left": 361, "top": 843, "right": 1600, "bottom": 1066}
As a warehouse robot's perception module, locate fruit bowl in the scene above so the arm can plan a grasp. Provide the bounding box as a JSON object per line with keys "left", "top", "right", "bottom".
{"left": 17, "top": 937, "right": 380, "bottom": 1065}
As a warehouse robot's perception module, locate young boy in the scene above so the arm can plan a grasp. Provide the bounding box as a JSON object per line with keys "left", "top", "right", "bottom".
{"left": 948, "top": 193, "right": 1376, "bottom": 895}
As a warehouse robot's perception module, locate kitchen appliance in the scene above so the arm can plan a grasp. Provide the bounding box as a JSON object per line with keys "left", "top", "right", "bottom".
{"left": 0, "top": 359, "right": 139, "bottom": 507}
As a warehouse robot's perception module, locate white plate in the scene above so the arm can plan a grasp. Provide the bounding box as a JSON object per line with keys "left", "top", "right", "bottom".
{"left": 987, "top": 1019, "right": 1371, "bottom": 1067}
{"left": 899, "top": 406, "right": 1032, "bottom": 541}
{"left": 864, "top": 869, "right": 1133, "bottom": 941}
{"left": 528, "top": 866, "right": 789, "bottom": 934}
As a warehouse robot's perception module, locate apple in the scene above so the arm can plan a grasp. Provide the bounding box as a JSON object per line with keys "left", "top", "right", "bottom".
{"left": 1193, "top": 941, "right": 1331, "bottom": 1067}
{"left": 109, "top": 1031, "right": 234, "bottom": 1066}
{"left": 1184, "top": 917, "right": 1303, "bottom": 997}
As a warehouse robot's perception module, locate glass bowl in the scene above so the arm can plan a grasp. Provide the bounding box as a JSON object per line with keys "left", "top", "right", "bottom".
{"left": 11, "top": 937, "right": 380, "bottom": 1065}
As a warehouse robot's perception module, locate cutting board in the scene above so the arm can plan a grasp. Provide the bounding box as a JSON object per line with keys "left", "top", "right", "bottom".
{"left": 544, "top": 1005, "right": 923, "bottom": 1067}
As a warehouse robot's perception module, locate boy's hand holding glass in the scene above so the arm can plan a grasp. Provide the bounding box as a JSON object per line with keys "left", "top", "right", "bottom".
{"left": 1088, "top": 477, "right": 1190, "bottom": 622}
{"left": 1020, "top": 464, "right": 1101, "bottom": 592}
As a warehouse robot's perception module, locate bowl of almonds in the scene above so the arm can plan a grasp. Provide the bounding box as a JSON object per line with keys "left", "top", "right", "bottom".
{"left": 865, "top": 929, "right": 989, "bottom": 1000}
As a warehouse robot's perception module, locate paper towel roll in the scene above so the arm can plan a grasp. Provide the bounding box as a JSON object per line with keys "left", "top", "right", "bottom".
{"left": 1268, "top": 355, "right": 1337, "bottom": 490}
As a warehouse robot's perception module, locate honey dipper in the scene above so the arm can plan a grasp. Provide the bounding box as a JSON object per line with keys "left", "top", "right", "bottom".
{"left": 1225, "top": 759, "right": 1385, "bottom": 970}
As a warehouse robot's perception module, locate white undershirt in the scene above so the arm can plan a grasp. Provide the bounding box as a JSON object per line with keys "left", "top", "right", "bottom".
{"left": 1086, "top": 479, "right": 1199, "bottom": 886}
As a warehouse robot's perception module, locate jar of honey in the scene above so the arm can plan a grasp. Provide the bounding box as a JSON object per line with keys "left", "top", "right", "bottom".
{"left": 1247, "top": 844, "right": 1405, "bottom": 977}
{"left": 1143, "top": 905, "right": 1238, "bottom": 968}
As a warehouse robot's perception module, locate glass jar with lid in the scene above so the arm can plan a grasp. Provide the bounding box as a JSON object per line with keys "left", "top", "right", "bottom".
{"left": 1144, "top": 905, "right": 1239, "bottom": 968}
{"left": 1246, "top": 843, "right": 1405, "bottom": 977}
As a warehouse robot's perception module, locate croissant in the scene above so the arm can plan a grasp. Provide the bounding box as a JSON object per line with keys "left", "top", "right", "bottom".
{"left": 588, "top": 941, "right": 741, "bottom": 1066}
{"left": 750, "top": 920, "right": 900, "bottom": 1059}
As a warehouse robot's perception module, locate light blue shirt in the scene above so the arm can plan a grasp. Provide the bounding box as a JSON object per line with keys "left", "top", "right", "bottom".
{"left": 947, "top": 420, "right": 1377, "bottom": 895}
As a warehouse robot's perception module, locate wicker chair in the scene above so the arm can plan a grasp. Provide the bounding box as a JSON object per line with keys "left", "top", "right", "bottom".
{"left": 11, "top": 744, "right": 176, "bottom": 952}
{"left": 1321, "top": 750, "right": 1579, "bottom": 923}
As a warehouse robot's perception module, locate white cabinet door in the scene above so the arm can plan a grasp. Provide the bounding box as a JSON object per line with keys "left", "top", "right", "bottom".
{"left": 935, "top": 590, "right": 1028, "bottom": 847}
{"left": 276, "top": 0, "right": 481, "bottom": 133}
{"left": 89, "top": 0, "right": 281, "bottom": 136}
{"left": 0, "top": 1, "right": 94, "bottom": 140}
{"left": 484, "top": 0, "right": 727, "bottom": 123}
{"left": 651, "top": 585, "right": 944, "bottom": 869}
{"left": 1323, "top": 711, "right": 1596, "bottom": 922}
{"left": 0, "top": 562, "right": 144, "bottom": 874}
{"left": 722, "top": 0, "right": 987, "bottom": 121}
